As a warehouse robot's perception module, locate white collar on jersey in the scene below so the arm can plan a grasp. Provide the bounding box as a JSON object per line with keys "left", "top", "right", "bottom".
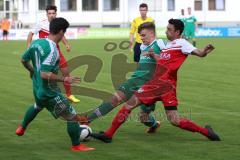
{"left": 46, "top": 38, "right": 57, "bottom": 46}
{"left": 140, "top": 39, "right": 157, "bottom": 50}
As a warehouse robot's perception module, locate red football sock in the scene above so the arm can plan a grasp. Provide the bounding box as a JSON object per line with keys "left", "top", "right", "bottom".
{"left": 105, "top": 106, "right": 131, "bottom": 138}
{"left": 64, "top": 81, "right": 71, "bottom": 97}
{"left": 178, "top": 119, "right": 209, "bottom": 136}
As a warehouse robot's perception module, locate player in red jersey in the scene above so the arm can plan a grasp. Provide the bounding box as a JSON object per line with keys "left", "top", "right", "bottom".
{"left": 91, "top": 19, "right": 220, "bottom": 142}
{"left": 16, "top": 5, "right": 80, "bottom": 136}
{"left": 26, "top": 5, "right": 80, "bottom": 103}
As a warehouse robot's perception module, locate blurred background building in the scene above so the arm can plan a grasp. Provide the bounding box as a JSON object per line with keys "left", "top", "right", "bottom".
{"left": 0, "top": 0, "right": 239, "bottom": 28}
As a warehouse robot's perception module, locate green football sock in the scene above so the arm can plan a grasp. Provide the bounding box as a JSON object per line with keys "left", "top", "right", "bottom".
{"left": 21, "top": 105, "right": 41, "bottom": 129}
{"left": 87, "top": 102, "right": 115, "bottom": 122}
{"left": 142, "top": 114, "right": 157, "bottom": 128}
{"left": 67, "top": 121, "right": 80, "bottom": 146}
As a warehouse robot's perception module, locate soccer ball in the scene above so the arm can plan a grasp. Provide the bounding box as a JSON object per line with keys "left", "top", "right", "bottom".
{"left": 79, "top": 125, "right": 92, "bottom": 142}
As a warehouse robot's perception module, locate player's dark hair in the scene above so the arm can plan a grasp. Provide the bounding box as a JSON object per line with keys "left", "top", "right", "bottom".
{"left": 50, "top": 17, "right": 69, "bottom": 35}
{"left": 46, "top": 5, "right": 57, "bottom": 12}
{"left": 168, "top": 18, "right": 184, "bottom": 35}
{"left": 139, "top": 3, "right": 148, "bottom": 9}
{"left": 138, "top": 22, "right": 155, "bottom": 35}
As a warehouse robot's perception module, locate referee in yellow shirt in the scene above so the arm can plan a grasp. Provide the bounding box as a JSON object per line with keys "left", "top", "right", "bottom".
{"left": 129, "top": 3, "right": 154, "bottom": 63}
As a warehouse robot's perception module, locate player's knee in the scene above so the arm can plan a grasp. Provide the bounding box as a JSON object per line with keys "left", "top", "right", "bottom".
{"left": 169, "top": 119, "right": 179, "bottom": 126}
{"left": 33, "top": 103, "right": 43, "bottom": 112}
{"left": 35, "top": 108, "right": 42, "bottom": 112}
{"left": 126, "top": 95, "right": 140, "bottom": 107}
{"left": 111, "top": 92, "right": 126, "bottom": 106}
{"left": 166, "top": 115, "right": 179, "bottom": 126}
{"left": 111, "top": 95, "right": 121, "bottom": 106}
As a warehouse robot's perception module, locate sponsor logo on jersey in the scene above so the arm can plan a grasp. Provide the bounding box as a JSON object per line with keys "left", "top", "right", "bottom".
{"left": 159, "top": 52, "right": 171, "bottom": 60}
{"left": 140, "top": 54, "right": 152, "bottom": 60}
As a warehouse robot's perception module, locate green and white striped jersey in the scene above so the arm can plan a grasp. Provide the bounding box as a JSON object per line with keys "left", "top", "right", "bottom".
{"left": 22, "top": 38, "right": 60, "bottom": 99}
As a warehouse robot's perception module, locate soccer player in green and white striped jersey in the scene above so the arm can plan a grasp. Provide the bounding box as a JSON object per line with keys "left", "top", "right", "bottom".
{"left": 185, "top": 7, "right": 197, "bottom": 46}
{"left": 16, "top": 18, "right": 95, "bottom": 151}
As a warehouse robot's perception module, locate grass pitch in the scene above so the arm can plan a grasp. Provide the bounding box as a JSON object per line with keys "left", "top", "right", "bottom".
{"left": 0, "top": 38, "right": 239, "bottom": 160}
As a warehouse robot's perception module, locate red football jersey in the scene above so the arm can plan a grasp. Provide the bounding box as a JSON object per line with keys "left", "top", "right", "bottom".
{"left": 155, "top": 38, "right": 196, "bottom": 82}
{"left": 31, "top": 19, "right": 49, "bottom": 38}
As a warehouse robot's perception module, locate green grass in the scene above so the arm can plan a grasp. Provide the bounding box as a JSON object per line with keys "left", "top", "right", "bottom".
{"left": 0, "top": 38, "right": 239, "bottom": 160}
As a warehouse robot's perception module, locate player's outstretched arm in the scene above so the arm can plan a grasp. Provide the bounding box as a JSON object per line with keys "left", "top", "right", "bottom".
{"left": 41, "top": 71, "right": 81, "bottom": 84}
{"left": 191, "top": 44, "right": 215, "bottom": 57}
{"left": 61, "top": 36, "right": 71, "bottom": 52}
{"left": 26, "top": 32, "right": 34, "bottom": 48}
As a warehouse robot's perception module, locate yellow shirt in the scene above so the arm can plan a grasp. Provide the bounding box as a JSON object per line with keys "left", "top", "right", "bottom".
{"left": 130, "top": 17, "right": 154, "bottom": 43}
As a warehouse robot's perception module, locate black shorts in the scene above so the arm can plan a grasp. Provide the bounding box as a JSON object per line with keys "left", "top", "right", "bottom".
{"left": 133, "top": 42, "right": 142, "bottom": 62}
{"left": 3, "top": 30, "right": 8, "bottom": 36}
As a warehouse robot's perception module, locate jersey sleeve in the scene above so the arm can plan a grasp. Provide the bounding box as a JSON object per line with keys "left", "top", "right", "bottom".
{"left": 21, "top": 47, "right": 32, "bottom": 62}
{"left": 31, "top": 22, "right": 41, "bottom": 34}
{"left": 149, "top": 17, "right": 154, "bottom": 23}
{"left": 41, "top": 51, "right": 58, "bottom": 72}
{"left": 156, "top": 39, "right": 166, "bottom": 50}
{"left": 181, "top": 39, "right": 196, "bottom": 54}
{"left": 130, "top": 18, "right": 137, "bottom": 34}
{"left": 193, "top": 16, "right": 197, "bottom": 22}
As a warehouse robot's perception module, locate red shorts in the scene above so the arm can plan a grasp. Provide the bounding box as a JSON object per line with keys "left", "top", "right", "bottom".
{"left": 135, "top": 77, "right": 178, "bottom": 108}
{"left": 57, "top": 45, "right": 68, "bottom": 68}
